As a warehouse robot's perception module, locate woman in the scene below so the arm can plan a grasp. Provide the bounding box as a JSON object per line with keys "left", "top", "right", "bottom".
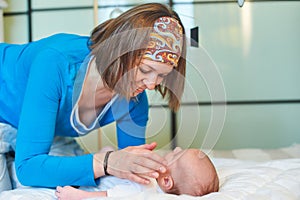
{"left": 0, "top": 3, "right": 186, "bottom": 190}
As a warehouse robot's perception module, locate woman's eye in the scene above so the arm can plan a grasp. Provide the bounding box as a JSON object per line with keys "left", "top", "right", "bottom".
{"left": 139, "top": 67, "right": 151, "bottom": 74}
{"left": 158, "top": 74, "right": 167, "bottom": 78}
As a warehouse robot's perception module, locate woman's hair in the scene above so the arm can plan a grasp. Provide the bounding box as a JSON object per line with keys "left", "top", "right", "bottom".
{"left": 89, "top": 3, "right": 186, "bottom": 111}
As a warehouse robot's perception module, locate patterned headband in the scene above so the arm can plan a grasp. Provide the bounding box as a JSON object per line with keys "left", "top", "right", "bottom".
{"left": 143, "top": 16, "right": 183, "bottom": 67}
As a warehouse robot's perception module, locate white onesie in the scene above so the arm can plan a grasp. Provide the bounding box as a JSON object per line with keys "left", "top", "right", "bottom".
{"left": 81, "top": 176, "right": 163, "bottom": 197}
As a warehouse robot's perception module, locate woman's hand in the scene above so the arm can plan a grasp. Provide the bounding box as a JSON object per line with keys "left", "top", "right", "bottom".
{"left": 93, "top": 142, "right": 167, "bottom": 185}
{"left": 107, "top": 142, "right": 167, "bottom": 184}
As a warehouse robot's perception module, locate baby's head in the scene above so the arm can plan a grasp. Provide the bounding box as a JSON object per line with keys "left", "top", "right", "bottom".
{"left": 157, "top": 147, "right": 219, "bottom": 196}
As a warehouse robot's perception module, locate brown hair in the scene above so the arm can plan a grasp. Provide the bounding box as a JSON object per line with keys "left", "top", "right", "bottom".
{"left": 89, "top": 3, "right": 186, "bottom": 111}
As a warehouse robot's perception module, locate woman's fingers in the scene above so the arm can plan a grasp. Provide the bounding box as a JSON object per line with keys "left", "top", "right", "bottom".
{"left": 128, "top": 144, "right": 167, "bottom": 167}
{"left": 143, "top": 150, "right": 168, "bottom": 169}
{"left": 127, "top": 173, "right": 152, "bottom": 185}
{"left": 138, "top": 142, "right": 157, "bottom": 151}
{"left": 133, "top": 155, "right": 166, "bottom": 174}
{"left": 130, "top": 162, "right": 161, "bottom": 178}
{"left": 122, "top": 146, "right": 167, "bottom": 173}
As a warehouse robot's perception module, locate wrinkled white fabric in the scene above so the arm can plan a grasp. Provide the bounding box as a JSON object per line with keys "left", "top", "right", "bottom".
{"left": 1, "top": 145, "right": 300, "bottom": 200}
{"left": 0, "top": 123, "right": 17, "bottom": 192}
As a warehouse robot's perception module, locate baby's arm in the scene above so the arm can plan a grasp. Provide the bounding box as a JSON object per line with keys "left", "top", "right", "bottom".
{"left": 55, "top": 186, "right": 107, "bottom": 200}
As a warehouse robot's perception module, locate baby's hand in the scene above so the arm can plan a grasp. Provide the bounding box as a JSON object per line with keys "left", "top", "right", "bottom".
{"left": 55, "top": 186, "right": 83, "bottom": 200}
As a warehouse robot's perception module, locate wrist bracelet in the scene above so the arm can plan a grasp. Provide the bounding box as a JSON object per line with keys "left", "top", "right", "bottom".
{"left": 103, "top": 151, "right": 113, "bottom": 176}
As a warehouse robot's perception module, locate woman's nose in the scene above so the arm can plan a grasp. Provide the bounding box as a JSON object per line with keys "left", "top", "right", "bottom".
{"left": 145, "top": 81, "right": 156, "bottom": 90}
{"left": 144, "top": 74, "right": 158, "bottom": 90}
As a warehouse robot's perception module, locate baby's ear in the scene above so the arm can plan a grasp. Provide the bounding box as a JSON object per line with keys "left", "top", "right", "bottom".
{"left": 159, "top": 175, "right": 174, "bottom": 191}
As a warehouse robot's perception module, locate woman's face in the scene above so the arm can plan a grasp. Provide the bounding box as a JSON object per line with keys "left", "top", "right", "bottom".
{"left": 131, "top": 59, "right": 173, "bottom": 97}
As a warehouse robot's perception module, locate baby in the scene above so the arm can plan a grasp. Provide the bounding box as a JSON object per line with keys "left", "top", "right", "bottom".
{"left": 55, "top": 147, "right": 219, "bottom": 199}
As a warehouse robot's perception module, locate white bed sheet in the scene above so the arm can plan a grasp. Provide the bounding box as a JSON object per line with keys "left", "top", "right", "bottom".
{"left": 1, "top": 144, "right": 299, "bottom": 200}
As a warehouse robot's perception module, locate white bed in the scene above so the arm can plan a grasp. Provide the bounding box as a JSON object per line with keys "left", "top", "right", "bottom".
{"left": 1, "top": 143, "right": 299, "bottom": 200}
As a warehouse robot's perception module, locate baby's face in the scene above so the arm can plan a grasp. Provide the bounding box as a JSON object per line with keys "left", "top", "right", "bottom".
{"left": 164, "top": 147, "right": 203, "bottom": 166}
{"left": 164, "top": 147, "right": 185, "bottom": 165}
{"left": 156, "top": 147, "right": 185, "bottom": 194}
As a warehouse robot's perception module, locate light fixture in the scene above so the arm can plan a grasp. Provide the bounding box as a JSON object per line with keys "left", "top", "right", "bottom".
{"left": 238, "top": 0, "right": 245, "bottom": 7}
{"left": 109, "top": 7, "right": 123, "bottom": 19}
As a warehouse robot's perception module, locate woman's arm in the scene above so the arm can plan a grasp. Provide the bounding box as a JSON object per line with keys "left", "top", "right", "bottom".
{"left": 15, "top": 49, "right": 97, "bottom": 187}
{"left": 116, "top": 92, "right": 149, "bottom": 149}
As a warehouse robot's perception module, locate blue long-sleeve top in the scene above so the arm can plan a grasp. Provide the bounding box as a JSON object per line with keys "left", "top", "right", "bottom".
{"left": 0, "top": 33, "right": 149, "bottom": 188}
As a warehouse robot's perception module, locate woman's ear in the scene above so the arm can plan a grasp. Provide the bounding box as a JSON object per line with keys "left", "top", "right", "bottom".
{"left": 159, "top": 175, "right": 174, "bottom": 191}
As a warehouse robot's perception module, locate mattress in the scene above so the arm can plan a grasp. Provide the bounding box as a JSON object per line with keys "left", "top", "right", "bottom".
{"left": 1, "top": 143, "right": 299, "bottom": 200}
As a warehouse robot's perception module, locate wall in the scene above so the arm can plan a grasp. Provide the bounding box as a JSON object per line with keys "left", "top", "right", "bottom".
{"left": 95, "top": 1, "right": 300, "bottom": 150}
{"left": 0, "top": 0, "right": 6, "bottom": 41}
{"left": 3, "top": 0, "right": 94, "bottom": 43}
{"left": 174, "top": 1, "right": 300, "bottom": 150}
{"left": 2, "top": 0, "right": 100, "bottom": 152}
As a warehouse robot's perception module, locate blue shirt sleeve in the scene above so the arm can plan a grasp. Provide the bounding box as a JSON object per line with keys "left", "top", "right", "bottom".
{"left": 15, "top": 49, "right": 97, "bottom": 187}
{"left": 96, "top": 92, "right": 149, "bottom": 150}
